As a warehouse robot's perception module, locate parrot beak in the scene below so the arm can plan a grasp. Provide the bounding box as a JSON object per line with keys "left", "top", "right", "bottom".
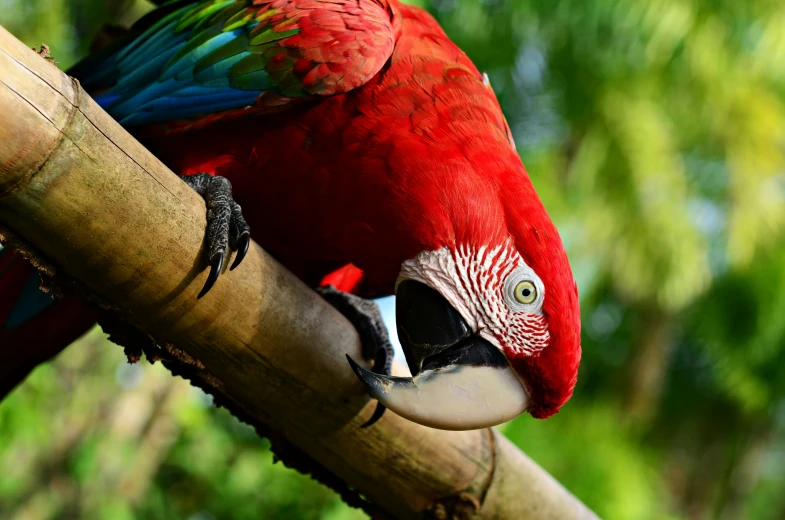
{"left": 347, "top": 280, "right": 530, "bottom": 430}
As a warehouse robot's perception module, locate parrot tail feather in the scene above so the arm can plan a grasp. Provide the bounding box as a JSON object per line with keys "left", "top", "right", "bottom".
{"left": 0, "top": 247, "right": 96, "bottom": 400}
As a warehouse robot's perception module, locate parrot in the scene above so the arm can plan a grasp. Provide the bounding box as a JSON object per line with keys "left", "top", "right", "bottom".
{"left": 0, "top": 0, "right": 581, "bottom": 429}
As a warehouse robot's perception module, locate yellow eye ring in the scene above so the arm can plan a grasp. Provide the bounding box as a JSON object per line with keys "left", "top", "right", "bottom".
{"left": 514, "top": 281, "right": 537, "bottom": 304}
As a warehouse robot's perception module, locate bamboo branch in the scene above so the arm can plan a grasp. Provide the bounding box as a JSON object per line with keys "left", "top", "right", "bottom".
{"left": 0, "top": 25, "right": 597, "bottom": 520}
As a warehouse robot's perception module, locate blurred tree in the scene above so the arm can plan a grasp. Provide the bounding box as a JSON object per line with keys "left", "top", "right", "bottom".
{"left": 0, "top": 329, "right": 366, "bottom": 520}
{"left": 0, "top": 0, "right": 151, "bottom": 69}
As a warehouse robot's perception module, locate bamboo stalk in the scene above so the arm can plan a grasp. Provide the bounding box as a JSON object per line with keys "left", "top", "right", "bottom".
{"left": 0, "top": 25, "right": 598, "bottom": 520}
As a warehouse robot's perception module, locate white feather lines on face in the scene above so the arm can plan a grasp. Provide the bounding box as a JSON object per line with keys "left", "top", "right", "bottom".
{"left": 397, "top": 242, "right": 550, "bottom": 356}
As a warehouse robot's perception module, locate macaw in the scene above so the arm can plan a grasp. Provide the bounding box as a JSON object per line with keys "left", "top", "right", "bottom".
{"left": 0, "top": 0, "right": 581, "bottom": 429}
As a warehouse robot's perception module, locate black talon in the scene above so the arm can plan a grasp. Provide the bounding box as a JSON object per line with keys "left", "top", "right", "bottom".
{"left": 361, "top": 343, "right": 390, "bottom": 428}
{"left": 230, "top": 233, "right": 250, "bottom": 271}
{"left": 179, "top": 173, "right": 251, "bottom": 298}
{"left": 198, "top": 252, "right": 224, "bottom": 299}
{"left": 362, "top": 402, "right": 387, "bottom": 428}
{"left": 316, "top": 286, "right": 394, "bottom": 427}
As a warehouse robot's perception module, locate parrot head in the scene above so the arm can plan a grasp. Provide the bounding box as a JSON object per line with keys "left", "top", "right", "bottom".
{"left": 348, "top": 165, "right": 581, "bottom": 430}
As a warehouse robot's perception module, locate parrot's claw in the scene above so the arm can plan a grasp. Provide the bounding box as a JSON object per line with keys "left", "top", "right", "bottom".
{"left": 316, "top": 286, "right": 393, "bottom": 428}
{"left": 198, "top": 252, "right": 224, "bottom": 300}
{"left": 230, "top": 232, "right": 251, "bottom": 271}
{"left": 179, "top": 173, "right": 251, "bottom": 298}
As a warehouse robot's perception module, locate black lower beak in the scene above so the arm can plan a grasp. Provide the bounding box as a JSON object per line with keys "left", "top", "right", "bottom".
{"left": 395, "top": 280, "right": 508, "bottom": 374}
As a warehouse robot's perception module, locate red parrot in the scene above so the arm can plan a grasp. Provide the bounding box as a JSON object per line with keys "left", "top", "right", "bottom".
{"left": 0, "top": 0, "right": 580, "bottom": 429}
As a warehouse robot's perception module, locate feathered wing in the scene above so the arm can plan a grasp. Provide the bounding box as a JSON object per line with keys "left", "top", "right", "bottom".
{"left": 69, "top": 0, "right": 396, "bottom": 129}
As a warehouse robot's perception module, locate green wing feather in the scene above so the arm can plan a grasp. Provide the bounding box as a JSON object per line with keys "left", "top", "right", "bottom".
{"left": 69, "top": 0, "right": 395, "bottom": 128}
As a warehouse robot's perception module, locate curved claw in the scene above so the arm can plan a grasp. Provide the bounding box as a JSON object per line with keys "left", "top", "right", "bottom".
{"left": 361, "top": 402, "right": 387, "bottom": 428}
{"left": 230, "top": 233, "right": 251, "bottom": 271}
{"left": 347, "top": 355, "right": 387, "bottom": 427}
{"left": 360, "top": 344, "right": 390, "bottom": 428}
{"left": 198, "top": 252, "right": 224, "bottom": 299}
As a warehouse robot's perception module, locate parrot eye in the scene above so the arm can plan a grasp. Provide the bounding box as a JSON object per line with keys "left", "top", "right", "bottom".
{"left": 514, "top": 281, "right": 537, "bottom": 304}
{"left": 503, "top": 265, "right": 544, "bottom": 312}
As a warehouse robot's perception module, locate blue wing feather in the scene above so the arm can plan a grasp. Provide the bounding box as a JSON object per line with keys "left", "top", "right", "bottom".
{"left": 0, "top": 248, "right": 55, "bottom": 330}
{"left": 114, "top": 47, "right": 184, "bottom": 92}
{"left": 120, "top": 91, "right": 260, "bottom": 125}
{"left": 71, "top": 1, "right": 280, "bottom": 127}
{"left": 5, "top": 270, "right": 54, "bottom": 329}
{"left": 161, "top": 29, "right": 242, "bottom": 81}
{"left": 194, "top": 52, "right": 249, "bottom": 85}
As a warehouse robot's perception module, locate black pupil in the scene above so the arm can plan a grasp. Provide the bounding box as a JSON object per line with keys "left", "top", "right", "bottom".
{"left": 522, "top": 288, "right": 531, "bottom": 297}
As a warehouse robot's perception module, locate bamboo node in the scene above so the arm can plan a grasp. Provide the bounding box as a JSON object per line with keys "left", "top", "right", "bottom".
{"left": 428, "top": 492, "right": 480, "bottom": 520}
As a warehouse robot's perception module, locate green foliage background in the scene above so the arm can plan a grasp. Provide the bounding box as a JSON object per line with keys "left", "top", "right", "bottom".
{"left": 2, "top": 0, "right": 785, "bottom": 518}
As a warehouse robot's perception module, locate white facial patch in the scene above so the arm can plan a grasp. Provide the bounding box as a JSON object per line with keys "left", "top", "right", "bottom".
{"left": 397, "top": 242, "right": 550, "bottom": 356}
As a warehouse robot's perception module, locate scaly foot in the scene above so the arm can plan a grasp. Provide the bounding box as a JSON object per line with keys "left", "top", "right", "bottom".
{"left": 179, "top": 173, "right": 251, "bottom": 298}
{"left": 316, "top": 286, "right": 393, "bottom": 427}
